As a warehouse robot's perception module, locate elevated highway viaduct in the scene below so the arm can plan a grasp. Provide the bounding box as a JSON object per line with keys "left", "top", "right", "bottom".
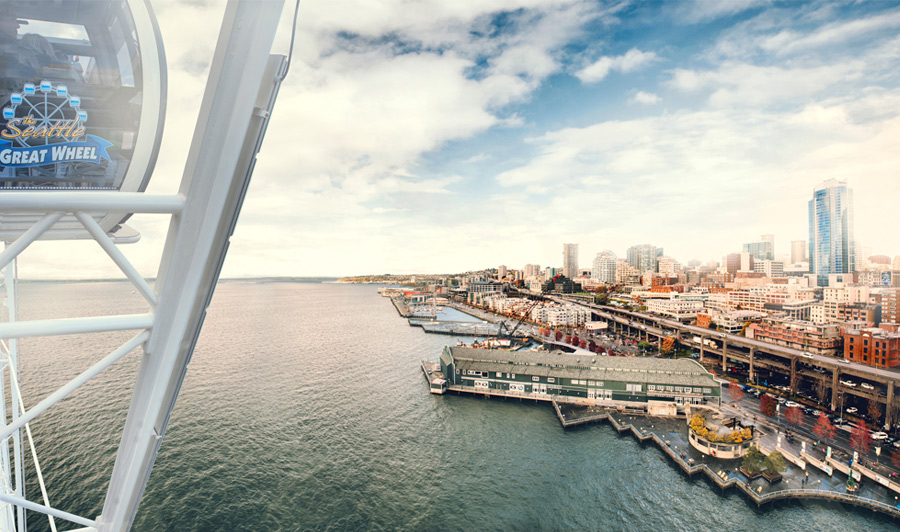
{"left": 552, "top": 296, "right": 900, "bottom": 428}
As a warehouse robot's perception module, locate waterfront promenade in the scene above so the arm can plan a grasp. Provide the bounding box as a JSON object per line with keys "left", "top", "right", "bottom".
{"left": 554, "top": 403, "right": 900, "bottom": 520}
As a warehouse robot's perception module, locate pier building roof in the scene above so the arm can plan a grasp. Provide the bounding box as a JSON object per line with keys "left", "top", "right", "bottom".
{"left": 447, "top": 347, "right": 718, "bottom": 388}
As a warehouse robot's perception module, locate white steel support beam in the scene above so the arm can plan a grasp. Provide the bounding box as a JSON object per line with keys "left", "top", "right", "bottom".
{"left": 0, "top": 315, "right": 153, "bottom": 340}
{"left": 0, "top": 213, "right": 65, "bottom": 271}
{"left": 74, "top": 213, "right": 158, "bottom": 307}
{"left": 0, "top": 332, "right": 150, "bottom": 441}
{"left": 96, "top": 2, "right": 285, "bottom": 530}
{"left": 0, "top": 494, "right": 94, "bottom": 529}
{"left": 0, "top": 193, "right": 184, "bottom": 214}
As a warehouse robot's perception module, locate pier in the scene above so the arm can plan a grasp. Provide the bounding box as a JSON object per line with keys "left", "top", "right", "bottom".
{"left": 552, "top": 402, "right": 900, "bottom": 520}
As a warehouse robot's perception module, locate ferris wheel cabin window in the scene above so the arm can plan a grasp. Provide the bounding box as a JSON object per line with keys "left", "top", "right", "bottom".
{"left": 0, "top": 0, "right": 163, "bottom": 195}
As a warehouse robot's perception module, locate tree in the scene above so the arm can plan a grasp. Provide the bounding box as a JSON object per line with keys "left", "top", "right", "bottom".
{"left": 759, "top": 394, "right": 777, "bottom": 419}
{"left": 579, "top": 339, "right": 588, "bottom": 349}
{"left": 727, "top": 382, "right": 745, "bottom": 405}
{"left": 812, "top": 413, "right": 835, "bottom": 443}
{"left": 850, "top": 424, "right": 872, "bottom": 457}
{"left": 867, "top": 399, "right": 882, "bottom": 428}
{"left": 742, "top": 446, "right": 766, "bottom": 474}
{"left": 588, "top": 340, "right": 597, "bottom": 352}
{"left": 763, "top": 450, "right": 787, "bottom": 474}
{"left": 785, "top": 406, "right": 803, "bottom": 429}
{"left": 555, "top": 330, "right": 563, "bottom": 341}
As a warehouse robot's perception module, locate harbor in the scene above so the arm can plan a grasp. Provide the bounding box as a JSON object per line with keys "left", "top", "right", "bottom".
{"left": 420, "top": 347, "right": 900, "bottom": 521}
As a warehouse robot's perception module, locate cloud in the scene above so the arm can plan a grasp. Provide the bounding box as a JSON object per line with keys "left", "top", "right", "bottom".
{"left": 492, "top": 89, "right": 900, "bottom": 261}
{"left": 630, "top": 91, "right": 660, "bottom": 104}
{"left": 674, "top": 0, "right": 772, "bottom": 24}
{"left": 576, "top": 48, "right": 659, "bottom": 83}
{"left": 668, "top": 61, "right": 862, "bottom": 108}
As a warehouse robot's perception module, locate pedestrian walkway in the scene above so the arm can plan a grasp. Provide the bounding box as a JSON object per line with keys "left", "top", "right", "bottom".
{"left": 554, "top": 402, "right": 900, "bottom": 520}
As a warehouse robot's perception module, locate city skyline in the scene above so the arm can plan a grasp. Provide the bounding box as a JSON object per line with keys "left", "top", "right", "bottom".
{"left": 11, "top": 0, "right": 900, "bottom": 279}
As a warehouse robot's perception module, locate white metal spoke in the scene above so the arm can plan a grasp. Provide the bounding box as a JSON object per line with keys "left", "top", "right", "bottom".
{"left": 0, "top": 331, "right": 149, "bottom": 442}
{"left": 74, "top": 213, "right": 158, "bottom": 307}
{"left": 0, "top": 494, "right": 94, "bottom": 529}
{"left": 0, "top": 213, "right": 65, "bottom": 271}
{"left": 0, "top": 314, "right": 153, "bottom": 340}
{"left": 0, "top": 193, "right": 184, "bottom": 214}
{"left": 7, "top": 367, "right": 58, "bottom": 532}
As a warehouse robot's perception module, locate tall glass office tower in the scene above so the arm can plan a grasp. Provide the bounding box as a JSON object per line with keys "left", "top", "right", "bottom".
{"left": 809, "top": 179, "right": 855, "bottom": 287}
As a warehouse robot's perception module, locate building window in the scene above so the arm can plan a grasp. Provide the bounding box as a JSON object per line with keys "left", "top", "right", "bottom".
{"left": 548, "top": 378, "right": 555, "bottom": 383}
{"left": 532, "top": 376, "right": 540, "bottom": 382}
{"left": 626, "top": 383, "right": 642, "bottom": 392}
{"left": 497, "top": 372, "right": 503, "bottom": 378}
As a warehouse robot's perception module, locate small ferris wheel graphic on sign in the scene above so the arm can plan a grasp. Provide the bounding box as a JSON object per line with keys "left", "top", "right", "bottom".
{"left": 0, "top": 79, "right": 112, "bottom": 182}
{"left": 3, "top": 80, "right": 88, "bottom": 148}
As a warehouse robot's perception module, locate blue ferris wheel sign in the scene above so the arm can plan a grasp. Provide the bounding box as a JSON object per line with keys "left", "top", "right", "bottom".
{"left": 0, "top": 80, "right": 113, "bottom": 170}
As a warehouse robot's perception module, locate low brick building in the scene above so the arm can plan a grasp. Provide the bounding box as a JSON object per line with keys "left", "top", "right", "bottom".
{"left": 843, "top": 325, "right": 900, "bottom": 368}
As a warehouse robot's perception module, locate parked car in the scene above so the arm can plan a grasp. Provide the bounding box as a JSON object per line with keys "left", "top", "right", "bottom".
{"left": 811, "top": 409, "right": 823, "bottom": 417}
{"left": 840, "top": 380, "right": 857, "bottom": 387}
{"left": 785, "top": 401, "right": 800, "bottom": 408}
{"left": 872, "top": 432, "right": 888, "bottom": 440}
{"left": 860, "top": 383, "right": 874, "bottom": 390}
{"left": 846, "top": 407, "right": 858, "bottom": 414}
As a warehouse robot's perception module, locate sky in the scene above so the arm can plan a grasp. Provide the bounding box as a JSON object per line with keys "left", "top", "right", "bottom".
{"left": 14, "top": 0, "right": 900, "bottom": 279}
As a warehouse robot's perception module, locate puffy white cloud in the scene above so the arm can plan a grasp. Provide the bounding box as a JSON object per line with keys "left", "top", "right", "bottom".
{"left": 576, "top": 48, "right": 659, "bottom": 83}
{"left": 630, "top": 91, "right": 660, "bottom": 104}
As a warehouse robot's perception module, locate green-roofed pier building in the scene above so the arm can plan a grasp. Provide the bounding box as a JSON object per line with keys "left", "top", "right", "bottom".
{"left": 436, "top": 346, "right": 721, "bottom": 416}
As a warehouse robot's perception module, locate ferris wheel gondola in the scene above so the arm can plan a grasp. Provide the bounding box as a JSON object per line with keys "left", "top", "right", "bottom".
{"left": 0, "top": 0, "right": 166, "bottom": 241}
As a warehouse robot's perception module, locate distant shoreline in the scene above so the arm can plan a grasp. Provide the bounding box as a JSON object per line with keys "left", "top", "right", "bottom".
{"left": 17, "top": 277, "right": 341, "bottom": 284}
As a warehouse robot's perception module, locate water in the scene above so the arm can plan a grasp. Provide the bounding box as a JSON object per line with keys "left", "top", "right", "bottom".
{"left": 11, "top": 282, "right": 898, "bottom": 531}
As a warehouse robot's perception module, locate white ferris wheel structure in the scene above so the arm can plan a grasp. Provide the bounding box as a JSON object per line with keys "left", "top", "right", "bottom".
{"left": 0, "top": 1, "right": 291, "bottom": 530}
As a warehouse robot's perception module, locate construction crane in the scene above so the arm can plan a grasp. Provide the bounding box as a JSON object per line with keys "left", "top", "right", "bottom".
{"left": 498, "top": 276, "right": 560, "bottom": 339}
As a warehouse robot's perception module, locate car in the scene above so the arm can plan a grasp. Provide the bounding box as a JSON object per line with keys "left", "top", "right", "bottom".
{"left": 811, "top": 409, "right": 823, "bottom": 417}
{"left": 801, "top": 353, "right": 813, "bottom": 358}
{"left": 785, "top": 401, "right": 800, "bottom": 408}
{"left": 840, "top": 359, "right": 851, "bottom": 364}
{"left": 860, "top": 383, "right": 874, "bottom": 390}
{"left": 872, "top": 432, "right": 889, "bottom": 440}
{"left": 840, "top": 380, "right": 857, "bottom": 387}
{"left": 846, "top": 407, "right": 858, "bottom": 414}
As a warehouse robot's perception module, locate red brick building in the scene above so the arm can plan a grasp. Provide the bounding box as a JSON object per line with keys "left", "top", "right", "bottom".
{"left": 843, "top": 325, "right": 900, "bottom": 368}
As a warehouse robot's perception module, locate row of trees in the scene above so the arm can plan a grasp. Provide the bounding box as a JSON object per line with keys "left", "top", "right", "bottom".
{"left": 538, "top": 327, "right": 610, "bottom": 355}
{"left": 726, "top": 382, "right": 900, "bottom": 467}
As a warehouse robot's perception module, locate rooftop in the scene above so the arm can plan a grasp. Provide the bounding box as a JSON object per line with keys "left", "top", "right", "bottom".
{"left": 446, "top": 347, "right": 719, "bottom": 387}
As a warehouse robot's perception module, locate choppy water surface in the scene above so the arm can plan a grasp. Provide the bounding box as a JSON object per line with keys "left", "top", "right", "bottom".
{"left": 14, "top": 282, "right": 898, "bottom": 531}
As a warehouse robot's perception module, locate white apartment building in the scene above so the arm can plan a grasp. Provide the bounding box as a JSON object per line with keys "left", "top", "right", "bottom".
{"left": 647, "top": 299, "right": 704, "bottom": 321}
{"left": 616, "top": 260, "right": 640, "bottom": 284}
{"left": 591, "top": 250, "right": 618, "bottom": 284}
{"left": 530, "top": 304, "right": 591, "bottom": 327}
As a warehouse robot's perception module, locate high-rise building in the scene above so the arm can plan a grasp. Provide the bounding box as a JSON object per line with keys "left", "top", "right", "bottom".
{"left": 791, "top": 240, "right": 807, "bottom": 264}
{"left": 591, "top": 250, "right": 618, "bottom": 283}
{"left": 743, "top": 240, "right": 774, "bottom": 261}
{"left": 498, "top": 265, "right": 507, "bottom": 280}
{"left": 809, "top": 179, "right": 856, "bottom": 287}
{"left": 562, "top": 243, "right": 578, "bottom": 279}
{"left": 762, "top": 234, "right": 774, "bottom": 251}
{"left": 626, "top": 244, "right": 658, "bottom": 273}
{"left": 523, "top": 264, "right": 541, "bottom": 278}
{"left": 725, "top": 253, "right": 741, "bottom": 275}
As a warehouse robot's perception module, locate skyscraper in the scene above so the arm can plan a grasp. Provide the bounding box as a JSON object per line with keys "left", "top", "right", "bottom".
{"left": 562, "top": 243, "right": 579, "bottom": 279}
{"left": 626, "top": 244, "right": 658, "bottom": 274}
{"left": 809, "top": 179, "right": 855, "bottom": 287}
{"left": 742, "top": 241, "right": 773, "bottom": 261}
{"left": 791, "top": 240, "right": 807, "bottom": 264}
